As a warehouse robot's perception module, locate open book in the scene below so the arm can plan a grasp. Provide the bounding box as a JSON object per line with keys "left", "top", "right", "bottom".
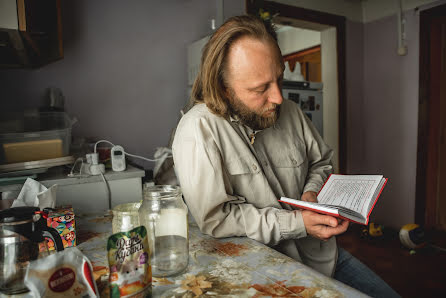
{"left": 279, "top": 174, "right": 388, "bottom": 225}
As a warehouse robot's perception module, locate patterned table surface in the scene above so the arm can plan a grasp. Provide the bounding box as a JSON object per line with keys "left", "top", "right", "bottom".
{"left": 76, "top": 213, "right": 367, "bottom": 298}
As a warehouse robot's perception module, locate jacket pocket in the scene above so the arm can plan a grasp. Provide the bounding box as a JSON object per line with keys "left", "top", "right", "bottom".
{"left": 226, "top": 155, "right": 261, "bottom": 175}
{"left": 269, "top": 144, "right": 308, "bottom": 196}
{"left": 269, "top": 145, "right": 306, "bottom": 168}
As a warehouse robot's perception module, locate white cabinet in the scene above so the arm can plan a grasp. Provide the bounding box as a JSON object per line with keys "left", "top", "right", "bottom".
{"left": 0, "top": 165, "right": 145, "bottom": 214}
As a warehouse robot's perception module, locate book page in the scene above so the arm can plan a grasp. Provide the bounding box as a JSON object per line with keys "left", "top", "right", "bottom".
{"left": 317, "top": 175, "right": 383, "bottom": 217}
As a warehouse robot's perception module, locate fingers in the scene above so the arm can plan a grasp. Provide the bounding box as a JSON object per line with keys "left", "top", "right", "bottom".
{"left": 301, "top": 191, "right": 318, "bottom": 203}
{"left": 302, "top": 210, "right": 337, "bottom": 227}
{"left": 301, "top": 210, "right": 349, "bottom": 241}
{"left": 314, "top": 212, "right": 338, "bottom": 227}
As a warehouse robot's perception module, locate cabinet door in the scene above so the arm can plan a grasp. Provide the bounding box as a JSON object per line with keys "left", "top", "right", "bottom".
{"left": 284, "top": 46, "right": 321, "bottom": 82}
{"left": 0, "top": 0, "right": 63, "bottom": 68}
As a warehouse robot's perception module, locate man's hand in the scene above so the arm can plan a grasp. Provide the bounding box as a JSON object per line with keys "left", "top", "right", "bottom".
{"left": 301, "top": 191, "right": 318, "bottom": 203}
{"left": 301, "top": 209, "right": 349, "bottom": 241}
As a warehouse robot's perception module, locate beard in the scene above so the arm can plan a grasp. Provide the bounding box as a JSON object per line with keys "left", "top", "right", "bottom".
{"left": 227, "top": 90, "right": 281, "bottom": 130}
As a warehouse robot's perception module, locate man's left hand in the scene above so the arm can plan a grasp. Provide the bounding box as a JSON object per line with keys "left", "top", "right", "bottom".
{"left": 301, "top": 191, "right": 317, "bottom": 203}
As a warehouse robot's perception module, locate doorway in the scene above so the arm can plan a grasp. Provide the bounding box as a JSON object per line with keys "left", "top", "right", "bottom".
{"left": 416, "top": 4, "right": 446, "bottom": 231}
{"left": 246, "top": 1, "right": 347, "bottom": 174}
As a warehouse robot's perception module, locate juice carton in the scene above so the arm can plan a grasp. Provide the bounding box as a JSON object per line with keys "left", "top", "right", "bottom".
{"left": 46, "top": 206, "right": 76, "bottom": 250}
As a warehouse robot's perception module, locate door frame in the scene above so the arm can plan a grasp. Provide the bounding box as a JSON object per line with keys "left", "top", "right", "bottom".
{"left": 245, "top": 0, "right": 347, "bottom": 174}
{"left": 415, "top": 4, "right": 446, "bottom": 227}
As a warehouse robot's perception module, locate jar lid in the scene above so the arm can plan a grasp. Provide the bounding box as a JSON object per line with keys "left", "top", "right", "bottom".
{"left": 0, "top": 207, "right": 39, "bottom": 224}
{"left": 143, "top": 185, "right": 181, "bottom": 199}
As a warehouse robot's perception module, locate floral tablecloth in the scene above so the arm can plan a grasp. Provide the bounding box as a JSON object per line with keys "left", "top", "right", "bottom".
{"left": 76, "top": 213, "right": 367, "bottom": 297}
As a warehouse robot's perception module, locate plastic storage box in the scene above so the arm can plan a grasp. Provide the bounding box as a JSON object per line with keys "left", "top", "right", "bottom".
{"left": 0, "top": 111, "right": 74, "bottom": 164}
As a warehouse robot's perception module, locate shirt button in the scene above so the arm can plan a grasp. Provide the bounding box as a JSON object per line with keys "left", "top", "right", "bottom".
{"left": 252, "top": 164, "right": 257, "bottom": 171}
{"left": 292, "top": 158, "right": 298, "bottom": 165}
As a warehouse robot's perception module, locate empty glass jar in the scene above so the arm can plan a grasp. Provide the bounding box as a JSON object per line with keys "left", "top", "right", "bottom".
{"left": 139, "top": 185, "right": 189, "bottom": 277}
{"left": 112, "top": 202, "right": 141, "bottom": 234}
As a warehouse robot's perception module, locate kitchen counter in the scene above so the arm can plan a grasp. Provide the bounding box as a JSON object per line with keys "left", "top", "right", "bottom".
{"left": 76, "top": 212, "right": 367, "bottom": 297}
{"left": 0, "top": 165, "right": 145, "bottom": 213}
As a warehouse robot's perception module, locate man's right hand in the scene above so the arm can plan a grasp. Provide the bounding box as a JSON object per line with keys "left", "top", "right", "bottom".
{"left": 301, "top": 209, "right": 349, "bottom": 241}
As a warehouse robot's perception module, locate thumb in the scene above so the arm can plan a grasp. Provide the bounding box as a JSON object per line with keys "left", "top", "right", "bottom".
{"left": 321, "top": 214, "right": 338, "bottom": 227}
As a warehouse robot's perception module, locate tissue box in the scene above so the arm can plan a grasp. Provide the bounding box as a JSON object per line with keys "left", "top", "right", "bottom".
{"left": 46, "top": 206, "right": 76, "bottom": 250}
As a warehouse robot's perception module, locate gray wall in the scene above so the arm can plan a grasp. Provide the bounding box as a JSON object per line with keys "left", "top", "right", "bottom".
{"left": 0, "top": 0, "right": 244, "bottom": 169}
{"left": 361, "top": 11, "right": 420, "bottom": 227}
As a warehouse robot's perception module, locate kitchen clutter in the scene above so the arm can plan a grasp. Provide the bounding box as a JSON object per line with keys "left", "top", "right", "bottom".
{"left": 106, "top": 184, "right": 189, "bottom": 296}
{"left": 0, "top": 206, "right": 64, "bottom": 295}
{"left": 24, "top": 247, "right": 98, "bottom": 297}
{"left": 0, "top": 180, "right": 189, "bottom": 296}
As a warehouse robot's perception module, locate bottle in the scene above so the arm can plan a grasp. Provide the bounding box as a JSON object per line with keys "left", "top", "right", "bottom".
{"left": 138, "top": 185, "right": 189, "bottom": 277}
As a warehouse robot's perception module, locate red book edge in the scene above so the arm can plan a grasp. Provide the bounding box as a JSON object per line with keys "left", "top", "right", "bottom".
{"left": 279, "top": 177, "right": 388, "bottom": 226}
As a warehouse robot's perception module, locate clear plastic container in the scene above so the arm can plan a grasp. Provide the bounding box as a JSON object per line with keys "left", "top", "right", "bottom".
{"left": 0, "top": 111, "right": 75, "bottom": 164}
{"left": 139, "top": 185, "right": 189, "bottom": 277}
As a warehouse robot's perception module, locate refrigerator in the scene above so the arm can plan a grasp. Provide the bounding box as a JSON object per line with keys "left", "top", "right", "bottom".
{"left": 282, "top": 80, "right": 323, "bottom": 137}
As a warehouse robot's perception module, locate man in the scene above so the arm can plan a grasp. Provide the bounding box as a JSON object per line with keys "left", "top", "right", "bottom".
{"left": 173, "top": 15, "right": 399, "bottom": 298}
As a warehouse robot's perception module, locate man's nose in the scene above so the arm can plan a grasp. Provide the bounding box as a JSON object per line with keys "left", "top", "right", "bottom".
{"left": 268, "top": 83, "right": 283, "bottom": 105}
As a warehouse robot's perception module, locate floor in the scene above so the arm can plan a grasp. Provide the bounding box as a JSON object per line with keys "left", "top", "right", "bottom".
{"left": 336, "top": 224, "right": 446, "bottom": 298}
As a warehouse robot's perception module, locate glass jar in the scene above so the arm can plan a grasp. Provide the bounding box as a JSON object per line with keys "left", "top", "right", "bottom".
{"left": 139, "top": 185, "right": 189, "bottom": 277}
{"left": 0, "top": 207, "right": 64, "bottom": 295}
{"left": 112, "top": 202, "right": 141, "bottom": 234}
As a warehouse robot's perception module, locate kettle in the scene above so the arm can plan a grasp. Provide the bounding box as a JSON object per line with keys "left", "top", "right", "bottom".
{"left": 0, "top": 206, "right": 64, "bottom": 295}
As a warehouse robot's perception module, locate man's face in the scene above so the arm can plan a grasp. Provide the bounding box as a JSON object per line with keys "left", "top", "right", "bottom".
{"left": 225, "top": 36, "right": 284, "bottom": 130}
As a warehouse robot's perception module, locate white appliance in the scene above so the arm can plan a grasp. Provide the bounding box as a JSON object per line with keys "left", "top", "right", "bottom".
{"left": 282, "top": 80, "right": 323, "bottom": 137}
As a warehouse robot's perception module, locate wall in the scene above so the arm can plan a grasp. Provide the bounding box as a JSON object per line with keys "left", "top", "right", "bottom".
{"left": 274, "top": 0, "right": 439, "bottom": 23}
{"left": 361, "top": 0, "right": 446, "bottom": 227}
{"left": 345, "top": 20, "right": 364, "bottom": 175}
{"left": 362, "top": 11, "right": 420, "bottom": 227}
{"left": 274, "top": 0, "right": 363, "bottom": 22}
{"left": 276, "top": 26, "right": 320, "bottom": 55}
{"left": 0, "top": 0, "right": 244, "bottom": 170}
{"left": 362, "top": 0, "right": 439, "bottom": 23}
{"left": 321, "top": 27, "right": 339, "bottom": 173}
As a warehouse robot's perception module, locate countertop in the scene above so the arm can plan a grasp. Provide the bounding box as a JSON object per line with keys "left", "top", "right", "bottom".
{"left": 76, "top": 212, "right": 368, "bottom": 297}
{"left": 0, "top": 165, "right": 145, "bottom": 192}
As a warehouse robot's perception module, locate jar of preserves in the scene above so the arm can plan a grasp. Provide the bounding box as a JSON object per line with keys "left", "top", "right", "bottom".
{"left": 138, "top": 185, "right": 188, "bottom": 277}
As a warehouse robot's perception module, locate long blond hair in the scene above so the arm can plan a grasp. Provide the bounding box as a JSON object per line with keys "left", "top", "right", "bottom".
{"left": 190, "top": 15, "right": 278, "bottom": 118}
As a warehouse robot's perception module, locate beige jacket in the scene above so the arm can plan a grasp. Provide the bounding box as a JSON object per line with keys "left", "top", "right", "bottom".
{"left": 172, "top": 99, "right": 337, "bottom": 276}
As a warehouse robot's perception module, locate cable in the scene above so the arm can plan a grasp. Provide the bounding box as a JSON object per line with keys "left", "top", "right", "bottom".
{"left": 94, "top": 139, "right": 171, "bottom": 162}
{"left": 94, "top": 140, "right": 115, "bottom": 153}
{"left": 124, "top": 151, "right": 171, "bottom": 162}
{"left": 68, "top": 157, "right": 85, "bottom": 177}
{"left": 100, "top": 172, "right": 112, "bottom": 210}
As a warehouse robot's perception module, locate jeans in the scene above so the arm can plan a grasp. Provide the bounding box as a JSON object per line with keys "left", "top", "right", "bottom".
{"left": 334, "top": 248, "right": 401, "bottom": 298}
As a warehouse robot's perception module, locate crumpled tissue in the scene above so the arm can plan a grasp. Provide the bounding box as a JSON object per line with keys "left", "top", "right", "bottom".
{"left": 11, "top": 178, "right": 57, "bottom": 209}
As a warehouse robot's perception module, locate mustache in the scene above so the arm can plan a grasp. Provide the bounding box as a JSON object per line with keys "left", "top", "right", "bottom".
{"left": 262, "top": 104, "right": 280, "bottom": 114}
